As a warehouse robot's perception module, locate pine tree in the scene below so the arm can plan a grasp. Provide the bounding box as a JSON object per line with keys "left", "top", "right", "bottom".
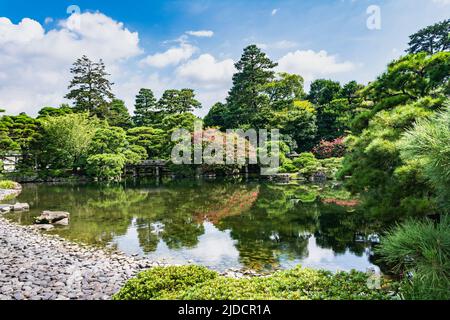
{"left": 225, "top": 45, "right": 278, "bottom": 128}
{"left": 65, "top": 55, "right": 115, "bottom": 115}
{"left": 407, "top": 19, "right": 450, "bottom": 55}
{"left": 133, "top": 88, "right": 158, "bottom": 126}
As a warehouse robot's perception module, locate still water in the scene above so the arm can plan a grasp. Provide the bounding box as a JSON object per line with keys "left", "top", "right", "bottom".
{"left": 7, "top": 178, "right": 387, "bottom": 272}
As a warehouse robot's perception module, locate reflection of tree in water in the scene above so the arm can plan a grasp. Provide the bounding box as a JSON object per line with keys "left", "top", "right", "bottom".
{"left": 133, "top": 180, "right": 259, "bottom": 252}
{"left": 217, "top": 184, "right": 319, "bottom": 270}
{"left": 16, "top": 180, "right": 397, "bottom": 269}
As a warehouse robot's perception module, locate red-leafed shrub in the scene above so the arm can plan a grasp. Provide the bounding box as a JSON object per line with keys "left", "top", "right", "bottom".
{"left": 313, "top": 137, "right": 346, "bottom": 159}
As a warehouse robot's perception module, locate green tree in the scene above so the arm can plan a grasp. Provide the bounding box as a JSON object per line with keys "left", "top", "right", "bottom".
{"left": 308, "top": 79, "right": 342, "bottom": 106}
{"left": 225, "top": 45, "right": 278, "bottom": 128}
{"left": 127, "top": 127, "right": 167, "bottom": 159}
{"left": 203, "top": 102, "right": 227, "bottom": 128}
{"left": 264, "top": 72, "right": 306, "bottom": 111}
{"left": 99, "top": 99, "right": 132, "bottom": 128}
{"left": 86, "top": 154, "right": 127, "bottom": 181}
{"left": 407, "top": 19, "right": 450, "bottom": 55}
{"left": 37, "top": 105, "right": 73, "bottom": 119}
{"left": 157, "top": 89, "right": 201, "bottom": 114}
{"left": 65, "top": 55, "right": 115, "bottom": 114}
{"left": 38, "top": 113, "right": 99, "bottom": 171}
{"left": 339, "top": 52, "right": 450, "bottom": 218}
{"left": 399, "top": 106, "right": 450, "bottom": 211}
{"left": 133, "top": 88, "right": 161, "bottom": 126}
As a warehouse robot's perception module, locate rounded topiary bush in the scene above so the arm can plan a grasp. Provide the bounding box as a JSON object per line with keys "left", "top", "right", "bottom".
{"left": 113, "top": 265, "right": 218, "bottom": 300}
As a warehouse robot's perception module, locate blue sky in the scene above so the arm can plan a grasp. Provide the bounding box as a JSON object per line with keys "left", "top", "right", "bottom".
{"left": 0, "top": 0, "right": 449, "bottom": 116}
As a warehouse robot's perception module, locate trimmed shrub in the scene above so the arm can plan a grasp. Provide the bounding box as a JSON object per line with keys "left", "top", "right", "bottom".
{"left": 114, "top": 265, "right": 394, "bottom": 300}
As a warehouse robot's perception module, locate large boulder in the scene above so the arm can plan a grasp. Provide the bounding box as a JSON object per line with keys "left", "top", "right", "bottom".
{"left": 35, "top": 211, "right": 70, "bottom": 225}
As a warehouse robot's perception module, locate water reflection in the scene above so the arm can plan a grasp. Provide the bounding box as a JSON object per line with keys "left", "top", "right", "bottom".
{"left": 7, "top": 179, "right": 392, "bottom": 272}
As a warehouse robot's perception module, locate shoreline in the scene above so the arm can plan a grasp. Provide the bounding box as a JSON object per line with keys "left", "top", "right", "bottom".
{"left": 0, "top": 216, "right": 165, "bottom": 300}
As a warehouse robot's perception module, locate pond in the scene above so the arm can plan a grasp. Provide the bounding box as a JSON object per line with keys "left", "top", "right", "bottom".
{"left": 6, "top": 178, "right": 390, "bottom": 273}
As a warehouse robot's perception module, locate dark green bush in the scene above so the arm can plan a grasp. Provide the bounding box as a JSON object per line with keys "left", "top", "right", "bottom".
{"left": 114, "top": 265, "right": 394, "bottom": 300}
{"left": 376, "top": 215, "right": 450, "bottom": 300}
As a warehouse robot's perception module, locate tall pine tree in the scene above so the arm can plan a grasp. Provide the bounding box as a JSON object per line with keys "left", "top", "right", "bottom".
{"left": 133, "top": 88, "right": 158, "bottom": 126}
{"left": 65, "top": 55, "right": 115, "bottom": 115}
{"left": 225, "top": 45, "right": 278, "bottom": 128}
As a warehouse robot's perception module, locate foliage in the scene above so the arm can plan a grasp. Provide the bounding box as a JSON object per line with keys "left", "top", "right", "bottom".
{"left": 133, "top": 88, "right": 159, "bottom": 126}
{"left": 313, "top": 137, "right": 346, "bottom": 159}
{"left": 224, "top": 45, "right": 278, "bottom": 128}
{"left": 86, "top": 154, "right": 126, "bottom": 180}
{"left": 37, "top": 113, "right": 99, "bottom": 171}
{"left": 376, "top": 215, "right": 450, "bottom": 300}
{"left": 407, "top": 19, "right": 450, "bottom": 54}
{"left": 37, "top": 105, "right": 73, "bottom": 119}
{"left": 0, "top": 180, "right": 17, "bottom": 189}
{"left": 339, "top": 50, "right": 450, "bottom": 218}
{"left": 157, "top": 89, "right": 202, "bottom": 114}
{"left": 114, "top": 265, "right": 394, "bottom": 300}
{"left": 127, "top": 127, "right": 167, "bottom": 159}
{"left": 113, "top": 266, "right": 218, "bottom": 300}
{"left": 398, "top": 106, "right": 450, "bottom": 211}
{"left": 65, "top": 55, "right": 115, "bottom": 114}
{"left": 99, "top": 99, "right": 132, "bottom": 128}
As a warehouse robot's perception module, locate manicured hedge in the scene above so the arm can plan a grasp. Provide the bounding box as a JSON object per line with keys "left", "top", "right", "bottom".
{"left": 113, "top": 265, "right": 395, "bottom": 300}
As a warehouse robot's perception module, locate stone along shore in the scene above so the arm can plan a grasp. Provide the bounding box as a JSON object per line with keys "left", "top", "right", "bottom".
{"left": 0, "top": 217, "right": 164, "bottom": 300}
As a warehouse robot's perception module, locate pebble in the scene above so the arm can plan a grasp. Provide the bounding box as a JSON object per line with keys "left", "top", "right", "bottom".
{"left": 0, "top": 217, "right": 163, "bottom": 300}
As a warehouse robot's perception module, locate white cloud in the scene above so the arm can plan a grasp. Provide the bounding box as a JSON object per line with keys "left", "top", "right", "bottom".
{"left": 186, "top": 30, "right": 214, "bottom": 37}
{"left": 176, "top": 54, "right": 235, "bottom": 88}
{"left": 0, "top": 13, "right": 142, "bottom": 115}
{"left": 432, "top": 0, "right": 450, "bottom": 5}
{"left": 141, "top": 43, "right": 197, "bottom": 68}
{"left": 44, "top": 17, "right": 53, "bottom": 24}
{"left": 277, "top": 50, "right": 355, "bottom": 84}
{"left": 271, "top": 8, "right": 279, "bottom": 16}
{"left": 256, "top": 40, "right": 298, "bottom": 50}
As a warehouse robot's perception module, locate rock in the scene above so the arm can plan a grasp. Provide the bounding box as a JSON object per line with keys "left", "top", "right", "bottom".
{"left": 0, "top": 205, "right": 12, "bottom": 213}
{"left": 53, "top": 218, "right": 69, "bottom": 226}
{"left": 35, "top": 211, "right": 70, "bottom": 225}
{"left": 12, "top": 203, "right": 29, "bottom": 212}
{"left": 34, "top": 224, "right": 55, "bottom": 231}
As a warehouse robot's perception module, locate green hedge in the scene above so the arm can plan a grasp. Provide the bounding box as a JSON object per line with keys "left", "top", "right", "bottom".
{"left": 113, "top": 265, "right": 394, "bottom": 300}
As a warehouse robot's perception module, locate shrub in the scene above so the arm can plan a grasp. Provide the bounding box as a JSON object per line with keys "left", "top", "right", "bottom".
{"left": 113, "top": 265, "right": 218, "bottom": 300}
{"left": 292, "top": 153, "right": 321, "bottom": 178}
{"left": 313, "top": 137, "right": 346, "bottom": 159}
{"left": 376, "top": 215, "right": 450, "bottom": 300}
{"left": 86, "top": 154, "right": 126, "bottom": 180}
{"left": 114, "top": 265, "right": 394, "bottom": 300}
{"left": 0, "top": 180, "right": 17, "bottom": 189}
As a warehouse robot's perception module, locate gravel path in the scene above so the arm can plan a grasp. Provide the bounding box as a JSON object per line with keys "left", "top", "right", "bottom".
{"left": 0, "top": 217, "right": 163, "bottom": 300}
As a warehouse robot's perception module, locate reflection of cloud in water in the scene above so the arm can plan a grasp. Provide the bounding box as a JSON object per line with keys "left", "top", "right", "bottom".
{"left": 279, "top": 237, "right": 379, "bottom": 273}
{"left": 114, "top": 218, "right": 145, "bottom": 256}
{"left": 188, "top": 223, "right": 241, "bottom": 265}
{"left": 117, "top": 221, "right": 242, "bottom": 270}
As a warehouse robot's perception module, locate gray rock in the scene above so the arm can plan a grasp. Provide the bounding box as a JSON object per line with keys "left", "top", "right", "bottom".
{"left": 35, "top": 211, "right": 70, "bottom": 224}
{"left": 53, "top": 218, "right": 69, "bottom": 226}
{"left": 0, "top": 205, "right": 12, "bottom": 213}
{"left": 33, "top": 224, "right": 55, "bottom": 231}
{"left": 13, "top": 203, "right": 30, "bottom": 212}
